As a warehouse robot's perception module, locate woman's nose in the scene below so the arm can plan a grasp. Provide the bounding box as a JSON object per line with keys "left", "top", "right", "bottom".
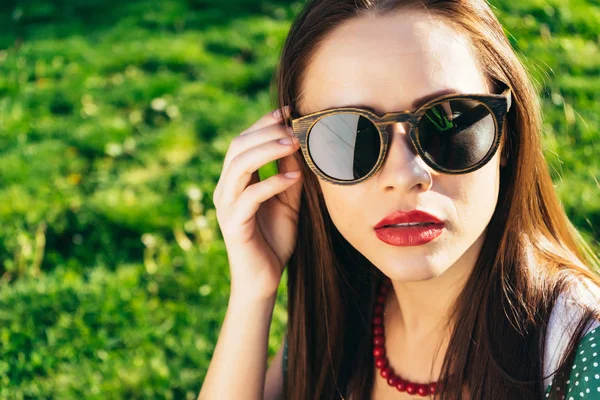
{"left": 375, "top": 123, "right": 433, "bottom": 192}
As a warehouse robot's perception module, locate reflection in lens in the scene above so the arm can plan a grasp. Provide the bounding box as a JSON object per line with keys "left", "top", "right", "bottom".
{"left": 307, "top": 113, "right": 380, "bottom": 181}
{"left": 417, "top": 99, "right": 495, "bottom": 170}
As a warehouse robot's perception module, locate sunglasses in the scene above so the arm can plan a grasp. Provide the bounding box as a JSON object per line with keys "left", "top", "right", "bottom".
{"left": 289, "top": 81, "right": 512, "bottom": 185}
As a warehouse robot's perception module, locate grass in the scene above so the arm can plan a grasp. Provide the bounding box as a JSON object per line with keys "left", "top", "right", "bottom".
{"left": 0, "top": 0, "right": 598, "bottom": 398}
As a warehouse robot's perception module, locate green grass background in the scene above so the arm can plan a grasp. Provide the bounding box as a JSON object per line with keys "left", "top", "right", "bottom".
{"left": 0, "top": 0, "right": 598, "bottom": 398}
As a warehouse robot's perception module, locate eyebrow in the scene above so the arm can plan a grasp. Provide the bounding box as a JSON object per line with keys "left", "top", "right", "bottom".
{"left": 337, "top": 88, "right": 462, "bottom": 114}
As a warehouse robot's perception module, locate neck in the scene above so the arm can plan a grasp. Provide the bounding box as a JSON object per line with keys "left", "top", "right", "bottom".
{"left": 386, "top": 231, "right": 484, "bottom": 344}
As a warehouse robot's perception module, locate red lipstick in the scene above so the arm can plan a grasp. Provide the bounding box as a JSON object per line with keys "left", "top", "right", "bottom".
{"left": 374, "top": 210, "right": 445, "bottom": 246}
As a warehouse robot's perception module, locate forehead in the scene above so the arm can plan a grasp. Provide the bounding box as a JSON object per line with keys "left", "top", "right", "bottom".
{"left": 299, "top": 9, "right": 489, "bottom": 115}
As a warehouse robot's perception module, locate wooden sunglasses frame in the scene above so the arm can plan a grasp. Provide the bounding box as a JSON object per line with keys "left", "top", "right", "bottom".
{"left": 288, "top": 81, "right": 512, "bottom": 185}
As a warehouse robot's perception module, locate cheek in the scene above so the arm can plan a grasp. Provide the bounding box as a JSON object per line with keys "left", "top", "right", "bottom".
{"left": 442, "top": 156, "right": 501, "bottom": 231}
{"left": 319, "top": 183, "right": 368, "bottom": 233}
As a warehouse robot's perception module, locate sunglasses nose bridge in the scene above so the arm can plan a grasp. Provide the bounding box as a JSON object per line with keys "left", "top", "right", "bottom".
{"left": 382, "top": 112, "right": 412, "bottom": 124}
{"left": 381, "top": 113, "right": 418, "bottom": 137}
{"left": 382, "top": 113, "right": 416, "bottom": 137}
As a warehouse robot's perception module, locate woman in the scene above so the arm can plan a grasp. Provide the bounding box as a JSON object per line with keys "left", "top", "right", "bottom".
{"left": 199, "top": 0, "right": 600, "bottom": 398}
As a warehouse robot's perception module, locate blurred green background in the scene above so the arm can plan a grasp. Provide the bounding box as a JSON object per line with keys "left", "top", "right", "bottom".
{"left": 0, "top": 0, "right": 598, "bottom": 398}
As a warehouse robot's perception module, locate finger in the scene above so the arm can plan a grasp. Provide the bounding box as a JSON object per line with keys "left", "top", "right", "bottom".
{"left": 215, "top": 106, "right": 291, "bottom": 201}
{"left": 275, "top": 152, "right": 304, "bottom": 213}
{"left": 214, "top": 123, "right": 294, "bottom": 205}
{"left": 234, "top": 170, "right": 302, "bottom": 225}
{"left": 219, "top": 137, "right": 300, "bottom": 207}
{"left": 242, "top": 105, "right": 291, "bottom": 136}
{"left": 222, "top": 123, "right": 294, "bottom": 178}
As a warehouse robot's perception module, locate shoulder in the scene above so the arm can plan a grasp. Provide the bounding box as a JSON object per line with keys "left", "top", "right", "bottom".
{"left": 544, "top": 279, "right": 600, "bottom": 391}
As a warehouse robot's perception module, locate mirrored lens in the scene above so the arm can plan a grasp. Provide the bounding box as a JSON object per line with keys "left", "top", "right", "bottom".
{"left": 417, "top": 99, "right": 496, "bottom": 170}
{"left": 307, "top": 113, "right": 381, "bottom": 181}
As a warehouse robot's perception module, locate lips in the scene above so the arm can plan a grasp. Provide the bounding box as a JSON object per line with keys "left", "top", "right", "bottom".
{"left": 374, "top": 210, "right": 443, "bottom": 229}
{"left": 373, "top": 209, "right": 445, "bottom": 246}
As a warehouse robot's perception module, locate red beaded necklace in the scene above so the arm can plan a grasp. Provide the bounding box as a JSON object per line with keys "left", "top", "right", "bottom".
{"left": 372, "top": 277, "right": 439, "bottom": 397}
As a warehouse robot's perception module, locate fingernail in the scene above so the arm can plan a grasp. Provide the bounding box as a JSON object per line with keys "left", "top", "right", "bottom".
{"left": 272, "top": 108, "right": 283, "bottom": 122}
{"left": 279, "top": 137, "right": 294, "bottom": 145}
{"left": 273, "top": 107, "right": 286, "bottom": 123}
{"left": 284, "top": 171, "right": 300, "bottom": 179}
{"left": 274, "top": 106, "right": 292, "bottom": 123}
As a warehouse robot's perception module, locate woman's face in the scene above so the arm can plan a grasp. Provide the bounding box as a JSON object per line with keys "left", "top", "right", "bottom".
{"left": 297, "top": 10, "right": 505, "bottom": 282}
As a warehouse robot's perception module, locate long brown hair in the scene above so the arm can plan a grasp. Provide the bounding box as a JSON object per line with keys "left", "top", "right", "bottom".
{"left": 271, "top": 0, "right": 600, "bottom": 398}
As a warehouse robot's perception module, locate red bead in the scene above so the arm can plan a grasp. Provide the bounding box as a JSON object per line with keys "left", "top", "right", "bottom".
{"left": 373, "top": 326, "right": 384, "bottom": 335}
{"left": 373, "top": 335, "right": 384, "bottom": 346}
{"left": 374, "top": 357, "right": 388, "bottom": 369}
{"left": 417, "top": 384, "right": 430, "bottom": 396}
{"left": 380, "top": 367, "right": 392, "bottom": 379}
{"left": 373, "top": 346, "right": 385, "bottom": 358}
{"left": 395, "top": 380, "right": 407, "bottom": 392}
{"left": 387, "top": 375, "right": 400, "bottom": 387}
{"left": 429, "top": 382, "right": 437, "bottom": 394}
{"left": 370, "top": 280, "right": 440, "bottom": 397}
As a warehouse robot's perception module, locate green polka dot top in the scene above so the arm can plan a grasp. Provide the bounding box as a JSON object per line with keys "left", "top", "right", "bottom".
{"left": 282, "top": 284, "right": 600, "bottom": 397}
{"left": 545, "top": 327, "right": 600, "bottom": 399}
{"left": 543, "top": 284, "right": 600, "bottom": 399}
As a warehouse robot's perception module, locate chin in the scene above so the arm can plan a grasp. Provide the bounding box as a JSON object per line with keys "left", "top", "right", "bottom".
{"left": 380, "top": 262, "right": 443, "bottom": 282}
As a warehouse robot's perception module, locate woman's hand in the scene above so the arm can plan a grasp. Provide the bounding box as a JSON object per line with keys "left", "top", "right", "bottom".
{"left": 212, "top": 106, "right": 303, "bottom": 300}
